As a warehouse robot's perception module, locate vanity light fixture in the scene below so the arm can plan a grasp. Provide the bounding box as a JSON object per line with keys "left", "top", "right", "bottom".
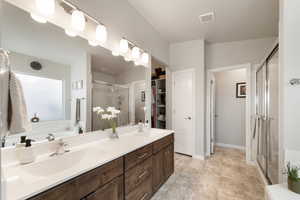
{"left": 141, "top": 52, "right": 149, "bottom": 65}
{"left": 119, "top": 39, "right": 129, "bottom": 54}
{"left": 71, "top": 10, "right": 85, "bottom": 32}
{"left": 30, "top": 13, "right": 47, "bottom": 23}
{"left": 65, "top": 29, "right": 77, "bottom": 37}
{"left": 131, "top": 47, "right": 140, "bottom": 60}
{"left": 88, "top": 40, "right": 99, "bottom": 47}
{"left": 112, "top": 49, "right": 120, "bottom": 57}
{"left": 31, "top": 0, "right": 55, "bottom": 23}
{"left": 96, "top": 24, "right": 107, "bottom": 43}
{"left": 124, "top": 50, "right": 133, "bottom": 62}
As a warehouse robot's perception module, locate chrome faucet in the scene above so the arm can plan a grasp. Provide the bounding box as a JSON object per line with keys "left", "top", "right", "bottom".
{"left": 46, "top": 133, "right": 55, "bottom": 142}
{"left": 50, "top": 139, "right": 70, "bottom": 157}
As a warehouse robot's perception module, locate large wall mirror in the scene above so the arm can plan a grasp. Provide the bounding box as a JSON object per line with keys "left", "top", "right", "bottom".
{"left": 1, "top": 1, "right": 148, "bottom": 147}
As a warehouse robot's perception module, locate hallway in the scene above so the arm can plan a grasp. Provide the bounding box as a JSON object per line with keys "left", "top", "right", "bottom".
{"left": 152, "top": 147, "right": 265, "bottom": 200}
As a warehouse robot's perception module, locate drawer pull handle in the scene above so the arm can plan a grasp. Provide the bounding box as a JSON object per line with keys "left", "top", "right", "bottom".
{"left": 140, "top": 192, "right": 148, "bottom": 200}
{"left": 138, "top": 171, "right": 148, "bottom": 179}
{"left": 138, "top": 153, "right": 148, "bottom": 159}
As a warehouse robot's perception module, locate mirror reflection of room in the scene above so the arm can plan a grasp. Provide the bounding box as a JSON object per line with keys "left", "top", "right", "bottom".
{"left": 1, "top": 1, "right": 148, "bottom": 147}
{"left": 91, "top": 54, "right": 146, "bottom": 131}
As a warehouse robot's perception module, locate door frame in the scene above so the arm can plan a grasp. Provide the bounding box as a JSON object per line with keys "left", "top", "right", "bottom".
{"left": 172, "top": 68, "right": 196, "bottom": 157}
{"left": 206, "top": 63, "right": 252, "bottom": 163}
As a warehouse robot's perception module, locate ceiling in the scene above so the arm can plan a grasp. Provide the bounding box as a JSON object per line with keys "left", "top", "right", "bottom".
{"left": 127, "top": 0, "right": 279, "bottom": 43}
{"left": 90, "top": 47, "right": 134, "bottom": 76}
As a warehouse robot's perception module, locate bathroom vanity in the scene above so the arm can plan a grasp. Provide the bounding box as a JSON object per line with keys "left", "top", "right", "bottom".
{"left": 3, "top": 129, "right": 174, "bottom": 200}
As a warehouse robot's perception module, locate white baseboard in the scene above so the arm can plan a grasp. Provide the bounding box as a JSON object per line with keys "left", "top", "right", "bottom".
{"left": 216, "top": 143, "right": 245, "bottom": 151}
{"left": 193, "top": 155, "right": 205, "bottom": 160}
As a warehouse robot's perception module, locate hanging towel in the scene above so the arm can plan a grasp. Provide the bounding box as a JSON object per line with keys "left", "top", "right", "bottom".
{"left": 7, "top": 72, "right": 31, "bottom": 135}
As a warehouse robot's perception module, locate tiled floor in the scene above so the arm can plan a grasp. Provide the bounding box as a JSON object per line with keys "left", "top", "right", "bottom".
{"left": 151, "top": 147, "right": 265, "bottom": 200}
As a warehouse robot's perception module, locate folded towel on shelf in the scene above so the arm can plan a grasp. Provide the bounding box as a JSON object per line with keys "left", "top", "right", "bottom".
{"left": 7, "top": 72, "right": 31, "bottom": 135}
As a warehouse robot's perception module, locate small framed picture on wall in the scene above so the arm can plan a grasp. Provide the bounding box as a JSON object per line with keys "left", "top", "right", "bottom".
{"left": 236, "top": 82, "right": 246, "bottom": 98}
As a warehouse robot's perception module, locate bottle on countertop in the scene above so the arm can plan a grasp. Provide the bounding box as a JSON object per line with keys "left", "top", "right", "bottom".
{"left": 78, "top": 126, "right": 84, "bottom": 134}
{"left": 18, "top": 139, "right": 36, "bottom": 165}
{"left": 138, "top": 120, "right": 144, "bottom": 132}
{"left": 16, "top": 136, "right": 27, "bottom": 148}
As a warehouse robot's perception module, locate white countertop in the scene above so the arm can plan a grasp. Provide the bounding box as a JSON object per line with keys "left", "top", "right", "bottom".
{"left": 266, "top": 184, "right": 300, "bottom": 200}
{"left": 2, "top": 128, "right": 174, "bottom": 200}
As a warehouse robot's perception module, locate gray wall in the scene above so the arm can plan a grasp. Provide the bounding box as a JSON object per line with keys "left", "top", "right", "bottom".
{"left": 215, "top": 69, "right": 246, "bottom": 147}
{"left": 206, "top": 37, "right": 277, "bottom": 69}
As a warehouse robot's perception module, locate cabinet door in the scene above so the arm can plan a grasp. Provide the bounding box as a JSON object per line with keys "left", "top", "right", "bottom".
{"left": 86, "top": 176, "right": 123, "bottom": 200}
{"left": 152, "top": 150, "right": 164, "bottom": 192}
{"left": 164, "top": 144, "right": 174, "bottom": 180}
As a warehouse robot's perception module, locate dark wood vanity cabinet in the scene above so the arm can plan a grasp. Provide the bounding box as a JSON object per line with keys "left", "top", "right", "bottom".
{"left": 152, "top": 134, "right": 174, "bottom": 192}
{"left": 28, "top": 134, "right": 174, "bottom": 200}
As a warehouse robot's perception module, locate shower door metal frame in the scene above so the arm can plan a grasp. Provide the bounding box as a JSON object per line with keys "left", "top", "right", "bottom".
{"left": 256, "top": 44, "right": 279, "bottom": 184}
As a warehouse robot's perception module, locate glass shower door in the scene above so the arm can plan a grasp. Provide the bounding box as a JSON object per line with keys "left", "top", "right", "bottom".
{"left": 267, "top": 48, "right": 279, "bottom": 184}
{"left": 256, "top": 63, "right": 267, "bottom": 175}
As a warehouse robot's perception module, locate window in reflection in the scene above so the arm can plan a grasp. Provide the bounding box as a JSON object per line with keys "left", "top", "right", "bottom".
{"left": 16, "top": 73, "right": 64, "bottom": 121}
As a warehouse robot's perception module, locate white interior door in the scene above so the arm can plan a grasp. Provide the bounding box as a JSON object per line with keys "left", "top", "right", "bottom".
{"left": 172, "top": 69, "right": 194, "bottom": 156}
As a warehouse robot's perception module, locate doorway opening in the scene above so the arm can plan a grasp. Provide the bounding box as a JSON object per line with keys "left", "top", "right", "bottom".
{"left": 206, "top": 64, "right": 252, "bottom": 163}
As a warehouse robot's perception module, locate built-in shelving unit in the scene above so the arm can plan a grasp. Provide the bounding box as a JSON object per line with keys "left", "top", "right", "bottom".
{"left": 152, "top": 75, "right": 166, "bottom": 129}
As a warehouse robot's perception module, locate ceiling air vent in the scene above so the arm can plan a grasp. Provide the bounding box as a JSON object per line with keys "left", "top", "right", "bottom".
{"left": 199, "top": 12, "right": 215, "bottom": 23}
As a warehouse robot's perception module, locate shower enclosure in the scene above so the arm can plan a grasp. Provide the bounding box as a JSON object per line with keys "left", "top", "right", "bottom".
{"left": 256, "top": 45, "right": 279, "bottom": 184}
{"left": 92, "top": 80, "right": 129, "bottom": 131}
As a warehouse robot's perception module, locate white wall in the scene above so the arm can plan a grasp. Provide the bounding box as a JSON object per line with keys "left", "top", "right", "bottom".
{"left": 214, "top": 69, "right": 246, "bottom": 148}
{"left": 170, "top": 40, "right": 206, "bottom": 157}
{"left": 206, "top": 37, "right": 277, "bottom": 69}
{"left": 280, "top": 0, "right": 300, "bottom": 166}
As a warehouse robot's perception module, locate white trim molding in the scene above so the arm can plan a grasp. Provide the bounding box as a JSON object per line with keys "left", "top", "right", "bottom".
{"left": 216, "top": 143, "right": 245, "bottom": 151}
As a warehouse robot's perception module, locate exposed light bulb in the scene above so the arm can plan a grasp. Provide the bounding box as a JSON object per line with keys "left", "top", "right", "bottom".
{"left": 30, "top": 13, "right": 47, "bottom": 23}
{"left": 119, "top": 39, "right": 129, "bottom": 54}
{"left": 65, "top": 29, "right": 77, "bottom": 37}
{"left": 141, "top": 52, "right": 149, "bottom": 64}
{"left": 112, "top": 50, "right": 120, "bottom": 56}
{"left": 124, "top": 57, "right": 131, "bottom": 62}
{"left": 96, "top": 24, "right": 107, "bottom": 43}
{"left": 131, "top": 47, "right": 140, "bottom": 60}
{"left": 71, "top": 10, "right": 85, "bottom": 32}
{"left": 88, "top": 40, "right": 99, "bottom": 47}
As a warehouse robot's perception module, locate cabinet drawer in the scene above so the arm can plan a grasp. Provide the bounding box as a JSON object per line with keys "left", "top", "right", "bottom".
{"left": 73, "top": 157, "right": 123, "bottom": 199}
{"left": 125, "top": 144, "right": 152, "bottom": 171}
{"left": 86, "top": 175, "right": 124, "bottom": 200}
{"left": 125, "top": 174, "right": 152, "bottom": 200}
{"left": 125, "top": 157, "right": 152, "bottom": 194}
{"left": 153, "top": 134, "right": 174, "bottom": 154}
{"left": 29, "top": 181, "right": 76, "bottom": 200}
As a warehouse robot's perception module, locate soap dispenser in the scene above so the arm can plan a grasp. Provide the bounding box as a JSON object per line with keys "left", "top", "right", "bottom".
{"left": 138, "top": 120, "right": 144, "bottom": 132}
{"left": 18, "top": 139, "right": 36, "bottom": 165}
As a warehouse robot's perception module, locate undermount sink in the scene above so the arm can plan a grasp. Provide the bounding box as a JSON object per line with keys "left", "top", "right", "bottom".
{"left": 20, "top": 147, "right": 106, "bottom": 178}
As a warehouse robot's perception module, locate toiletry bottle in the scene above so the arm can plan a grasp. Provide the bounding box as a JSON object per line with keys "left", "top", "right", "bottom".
{"left": 138, "top": 120, "right": 143, "bottom": 132}
{"left": 145, "top": 120, "right": 150, "bottom": 130}
{"left": 19, "top": 139, "right": 36, "bottom": 165}
{"left": 78, "top": 127, "right": 83, "bottom": 134}
{"left": 16, "top": 136, "right": 26, "bottom": 148}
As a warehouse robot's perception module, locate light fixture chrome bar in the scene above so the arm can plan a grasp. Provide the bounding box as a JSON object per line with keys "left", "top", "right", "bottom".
{"left": 122, "top": 37, "right": 148, "bottom": 54}
{"left": 59, "top": 0, "right": 104, "bottom": 25}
